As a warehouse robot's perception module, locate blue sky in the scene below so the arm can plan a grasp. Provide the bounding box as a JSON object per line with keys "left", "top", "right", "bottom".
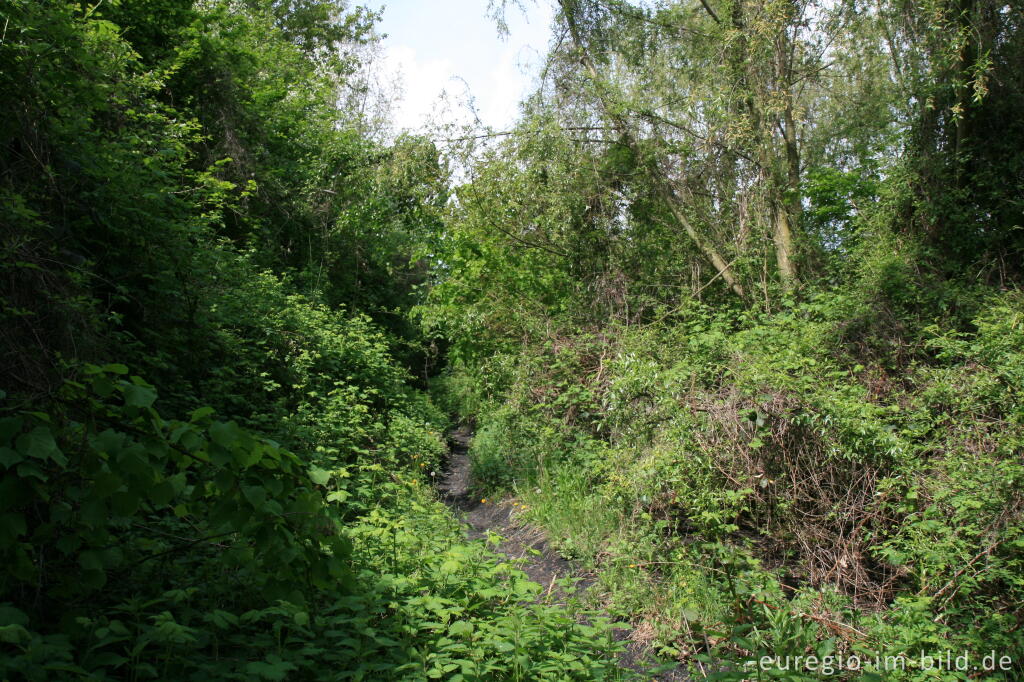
{"left": 368, "top": 0, "right": 555, "bottom": 132}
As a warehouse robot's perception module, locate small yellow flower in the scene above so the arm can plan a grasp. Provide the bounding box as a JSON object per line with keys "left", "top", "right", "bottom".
{"left": 481, "top": 498, "right": 487, "bottom": 504}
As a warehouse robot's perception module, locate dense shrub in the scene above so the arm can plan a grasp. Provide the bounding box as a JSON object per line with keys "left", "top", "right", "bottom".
{"left": 434, "top": 288, "right": 1024, "bottom": 679}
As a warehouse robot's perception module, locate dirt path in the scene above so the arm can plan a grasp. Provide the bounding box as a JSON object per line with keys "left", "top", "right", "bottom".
{"left": 438, "top": 427, "right": 691, "bottom": 681}
{"left": 438, "top": 428, "right": 584, "bottom": 597}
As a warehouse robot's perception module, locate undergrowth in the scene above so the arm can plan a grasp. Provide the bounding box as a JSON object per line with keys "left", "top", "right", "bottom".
{"left": 436, "top": 286, "right": 1024, "bottom": 680}
{"left": 1, "top": 355, "right": 627, "bottom": 680}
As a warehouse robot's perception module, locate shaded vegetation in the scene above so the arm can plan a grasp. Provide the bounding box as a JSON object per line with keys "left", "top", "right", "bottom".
{"left": 0, "top": 1, "right": 622, "bottom": 679}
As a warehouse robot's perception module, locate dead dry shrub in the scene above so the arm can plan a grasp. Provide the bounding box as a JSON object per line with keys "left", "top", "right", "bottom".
{"left": 687, "top": 387, "right": 906, "bottom": 607}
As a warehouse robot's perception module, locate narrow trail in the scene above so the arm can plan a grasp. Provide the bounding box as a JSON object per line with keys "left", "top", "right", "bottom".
{"left": 438, "top": 426, "right": 691, "bottom": 681}
{"left": 438, "top": 427, "right": 583, "bottom": 597}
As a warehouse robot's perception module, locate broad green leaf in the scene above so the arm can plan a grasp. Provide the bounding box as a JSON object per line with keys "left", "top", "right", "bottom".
{"left": 449, "top": 621, "right": 474, "bottom": 637}
{"left": 242, "top": 485, "right": 267, "bottom": 509}
{"left": 0, "top": 417, "right": 24, "bottom": 445}
{"left": 326, "top": 490, "right": 349, "bottom": 503}
{"left": 79, "top": 551, "right": 104, "bottom": 571}
{"left": 17, "top": 426, "right": 66, "bottom": 466}
{"left": 309, "top": 467, "right": 331, "bottom": 486}
{"left": 149, "top": 480, "right": 177, "bottom": 507}
{"left": 0, "top": 447, "right": 24, "bottom": 468}
{"left": 210, "top": 421, "right": 242, "bottom": 448}
{"left": 123, "top": 384, "right": 157, "bottom": 409}
{"left": 0, "top": 623, "right": 30, "bottom": 645}
{"left": 190, "top": 406, "right": 216, "bottom": 423}
{"left": 0, "top": 605, "right": 29, "bottom": 627}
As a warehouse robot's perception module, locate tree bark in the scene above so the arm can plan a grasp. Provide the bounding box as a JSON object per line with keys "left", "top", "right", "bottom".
{"left": 736, "top": 0, "right": 800, "bottom": 292}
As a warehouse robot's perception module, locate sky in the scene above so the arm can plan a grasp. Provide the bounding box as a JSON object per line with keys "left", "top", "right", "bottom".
{"left": 367, "top": 0, "right": 556, "bottom": 133}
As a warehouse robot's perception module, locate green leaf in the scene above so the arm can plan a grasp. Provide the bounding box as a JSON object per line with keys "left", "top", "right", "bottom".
{"left": 57, "top": 534, "right": 82, "bottom": 555}
{"left": 90, "top": 652, "right": 128, "bottom": 668}
{"left": 16, "top": 462, "right": 47, "bottom": 481}
{"left": 149, "top": 480, "right": 177, "bottom": 507}
{"left": 326, "top": 490, "right": 349, "bottom": 503}
{"left": 449, "top": 621, "right": 474, "bottom": 637}
{"left": 209, "top": 610, "right": 239, "bottom": 629}
{"left": 92, "top": 429, "right": 125, "bottom": 457}
{"left": 0, "top": 604, "right": 29, "bottom": 627}
{"left": 309, "top": 467, "right": 331, "bottom": 486}
{"left": 210, "top": 421, "right": 242, "bottom": 448}
{"left": 17, "top": 426, "right": 66, "bottom": 466}
{"left": 0, "top": 417, "right": 24, "bottom": 446}
{"left": 235, "top": 443, "right": 263, "bottom": 468}
{"left": 0, "top": 447, "right": 24, "bottom": 468}
{"left": 92, "top": 471, "right": 122, "bottom": 497}
{"left": 0, "top": 513, "right": 27, "bottom": 540}
{"left": 80, "top": 568, "right": 107, "bottom": 590}
{"left": 0, "top": 623, "right": 30, "bottom": 645}
{"left": 242, "top": 485, "right": 267, "bottom": 509}
{"left": 79, "top": 551, "right": 105, "bottom": 571}
{"left": 190, "top": 406, "right": 216, "bottom": 423}
{"left": 123, "top": 383, "right": 157, "bottom": 409}
{"left": 92, "top": 374, "right": 115, "bottom": 397}
{"left": 246, "top": 655, "right": 297, "bottom": 680}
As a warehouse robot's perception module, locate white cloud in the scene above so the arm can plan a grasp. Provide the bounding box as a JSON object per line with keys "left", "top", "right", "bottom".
{"left": 478, "top": 46, "right": 528, "bottom": 129}
{"left": 374, "top": 1, "right": 554, "bottom": 134}
{"left": 381, "top": 45, "right": 462, "bottom": 133}
{"left": 381, "top": 41, "right": 542, "bottom": 133}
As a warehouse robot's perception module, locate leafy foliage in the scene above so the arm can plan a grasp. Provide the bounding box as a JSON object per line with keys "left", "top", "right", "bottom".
{"left": 4, "top": 0, "right": 1024, "bottom": 678}
{"left": 423, "top": 5, "right": 1024, "bottom": 677}
{"left": 0, "top": 0, "right": 627, "bottom": 679}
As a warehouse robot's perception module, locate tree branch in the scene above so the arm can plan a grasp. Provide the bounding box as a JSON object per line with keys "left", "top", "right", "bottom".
{"left": 698, "top": 0, "right": 721, "bottom": 24}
